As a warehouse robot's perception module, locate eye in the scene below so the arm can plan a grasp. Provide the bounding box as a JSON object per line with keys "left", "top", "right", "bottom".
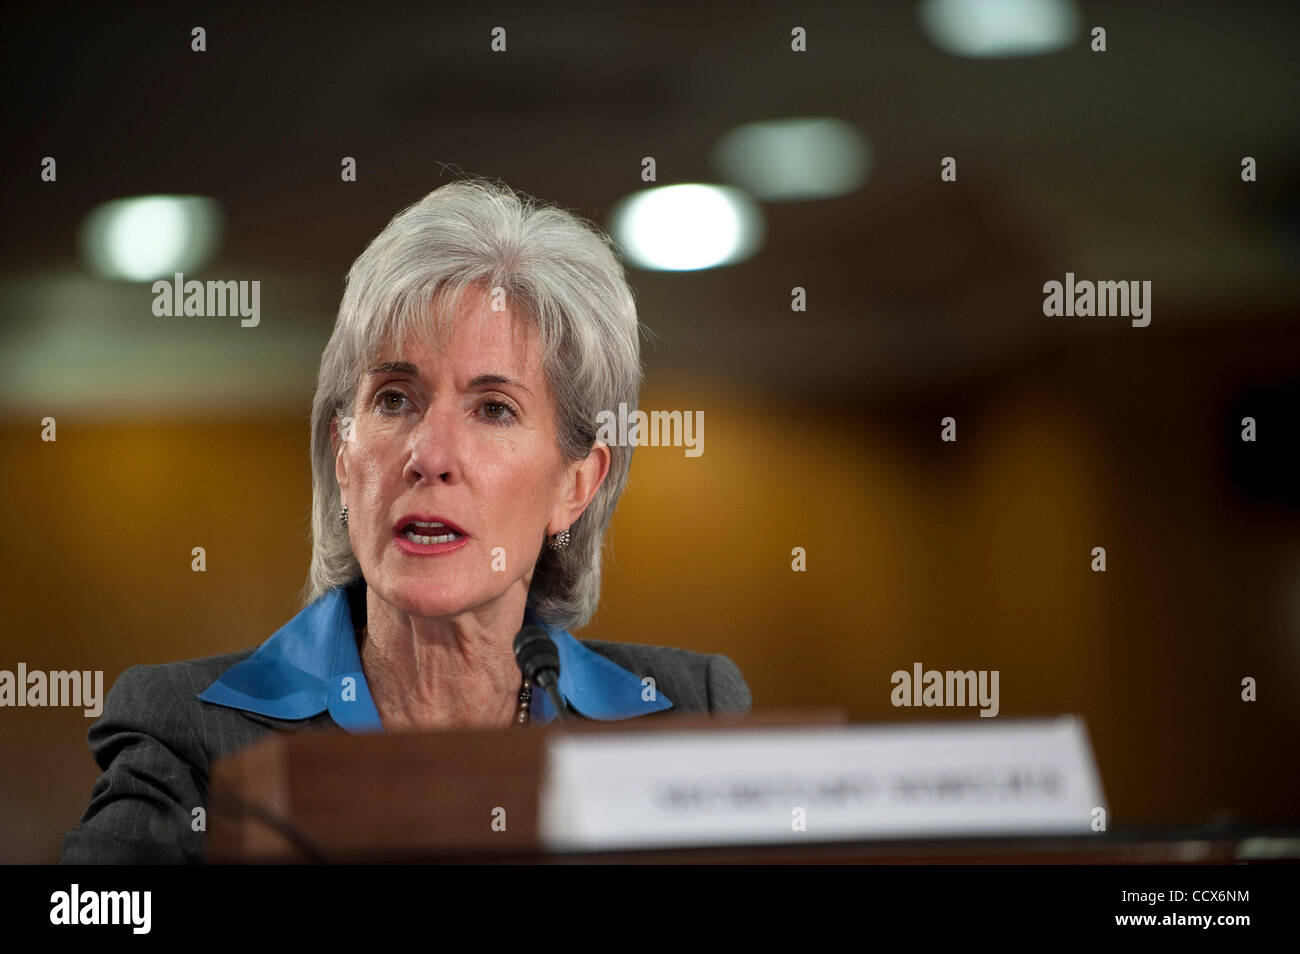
{"left": 374, "top": 389, "right": 409, "bottom": 414}
{"left": 480, "top": 398, "right": 518, "bottom": 424}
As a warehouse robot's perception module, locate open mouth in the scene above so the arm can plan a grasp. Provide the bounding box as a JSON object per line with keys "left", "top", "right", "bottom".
{"left": 398, "top": 521, "right": 463, "bottom": 545}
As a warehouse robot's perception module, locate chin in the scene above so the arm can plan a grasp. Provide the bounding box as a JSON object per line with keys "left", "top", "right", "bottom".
{"left": 381, "top": 575, "right": 496, "bottom": 621}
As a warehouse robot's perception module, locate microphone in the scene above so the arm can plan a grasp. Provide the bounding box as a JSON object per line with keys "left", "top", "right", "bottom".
{"left": 513, "top": 625, "right": 571, "bottom": 722}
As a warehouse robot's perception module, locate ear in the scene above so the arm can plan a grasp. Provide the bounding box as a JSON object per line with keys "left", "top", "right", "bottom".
{"left": 549, "top": 440, "right": 611, "bottom": 536}
{"left": 331, "top": 414, "right": 351, "bottom": 494}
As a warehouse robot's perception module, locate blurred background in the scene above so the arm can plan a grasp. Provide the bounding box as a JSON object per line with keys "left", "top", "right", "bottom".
{"left": 2, "top": 1, "right": 1298, "bottom": 863}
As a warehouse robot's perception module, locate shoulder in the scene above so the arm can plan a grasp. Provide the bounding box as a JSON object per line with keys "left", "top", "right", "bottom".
{"left": 62, "top": 649, "right": 265, "bottom": 864}
{"left": 102, "top": 650, "right": 255, "bottom": 730}
{"left": 94, "top": 649, "right": 290, "bottom": 766}
{"left": 579, "top": 639, "right": 752, "bottom": 714}
{"left": 109, "top": 649, "right": 255, "bottom": 703}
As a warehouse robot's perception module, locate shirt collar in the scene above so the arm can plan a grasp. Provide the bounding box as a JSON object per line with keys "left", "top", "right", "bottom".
{"left": 196, "top": 579, "right": 673, "bottom": 731}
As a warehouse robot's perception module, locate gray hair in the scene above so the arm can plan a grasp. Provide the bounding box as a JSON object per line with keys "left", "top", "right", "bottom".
{"left": 301, "top": 177, "right": 643, "bottom": 630}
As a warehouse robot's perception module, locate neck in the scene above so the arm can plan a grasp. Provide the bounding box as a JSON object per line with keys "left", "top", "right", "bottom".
{"left": 358, "top": 587, "right": 529, "bottom": 731}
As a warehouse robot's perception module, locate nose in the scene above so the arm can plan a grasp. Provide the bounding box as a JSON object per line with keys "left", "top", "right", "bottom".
{"left": 403, "top": 402, "right": 461, "bottom": 485}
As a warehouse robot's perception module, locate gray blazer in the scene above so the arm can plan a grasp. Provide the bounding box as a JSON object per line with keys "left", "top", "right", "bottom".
{"left": 59, "top": 641, "right": 752, "bottom": 864}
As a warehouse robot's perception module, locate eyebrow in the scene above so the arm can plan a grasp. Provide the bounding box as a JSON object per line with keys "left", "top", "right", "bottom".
{"left": 366, "top": 363, "right": 533, "bottom": 396}
{"left": 368, "top": 361, "right": 419, "bottom": 376}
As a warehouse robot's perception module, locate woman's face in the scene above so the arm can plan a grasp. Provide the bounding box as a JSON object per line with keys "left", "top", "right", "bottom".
{"left": 334, "top": 289, "right": 609, "bottom": 624}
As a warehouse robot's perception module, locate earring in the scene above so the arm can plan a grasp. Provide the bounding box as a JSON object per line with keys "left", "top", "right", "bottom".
{"left": 548, "top": 527, "right": 570, "bottom": 550}
{"left": 340, "top": 505, "right": 348, "bottom": 528}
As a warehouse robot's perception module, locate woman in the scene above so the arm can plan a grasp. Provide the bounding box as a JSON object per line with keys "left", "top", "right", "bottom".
{"left": 59, "top": 178, "right": 752, "bottom": 864}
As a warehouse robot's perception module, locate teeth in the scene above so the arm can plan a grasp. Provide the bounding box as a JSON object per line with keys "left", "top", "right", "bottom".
{"left": 410, "top": 520, "right": 446, "bottom": 528}
{"left": 405, "top": 530, "right": 457, "bottom": 545}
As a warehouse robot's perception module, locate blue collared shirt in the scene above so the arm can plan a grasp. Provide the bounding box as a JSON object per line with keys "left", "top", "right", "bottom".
{"left": 196, "top": 579, "right": 673, "bottom": 730}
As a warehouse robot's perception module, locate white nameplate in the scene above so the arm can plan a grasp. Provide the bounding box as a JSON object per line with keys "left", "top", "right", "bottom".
{"left": 539, "top": 716, "right": 1106, "bottom": 851}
